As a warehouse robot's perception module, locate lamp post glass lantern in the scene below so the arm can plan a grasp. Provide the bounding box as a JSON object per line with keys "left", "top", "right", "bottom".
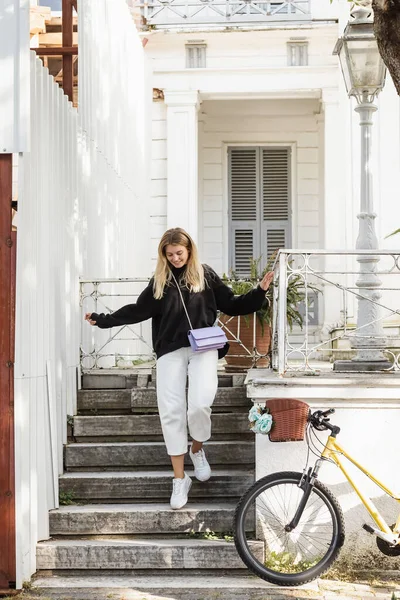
{"left": 333, "top": 6, "right": 390, "bottom": 372}
{"left": 335, "top": 20, "right": 386, "bottom": 100}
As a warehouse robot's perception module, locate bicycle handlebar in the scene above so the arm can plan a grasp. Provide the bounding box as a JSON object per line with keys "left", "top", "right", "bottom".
{"left": 320, "top": 408, "right": 335, "bottom": 418}
{"left": 309, "top": 408, "right": 340, "bottom": 436}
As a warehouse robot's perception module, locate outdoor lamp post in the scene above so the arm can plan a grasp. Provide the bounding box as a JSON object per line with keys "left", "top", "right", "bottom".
{"left": 333, "top": 5, "right": 391, "bottom": 371}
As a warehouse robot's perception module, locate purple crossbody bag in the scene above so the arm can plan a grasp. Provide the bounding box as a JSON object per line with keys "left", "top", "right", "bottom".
{"left": 171, "top": 273, "right": 227, "bottom": 353}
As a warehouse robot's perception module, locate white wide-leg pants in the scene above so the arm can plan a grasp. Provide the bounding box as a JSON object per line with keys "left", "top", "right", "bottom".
{"left": 156, "top": 347, "right": 219, "bottom": 456}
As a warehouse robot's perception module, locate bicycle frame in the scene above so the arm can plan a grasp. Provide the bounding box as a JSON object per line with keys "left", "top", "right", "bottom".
{"left": 320, "top": 435, "right": 400, "bottom": 537}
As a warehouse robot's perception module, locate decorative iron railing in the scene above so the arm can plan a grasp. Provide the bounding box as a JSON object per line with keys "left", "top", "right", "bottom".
{"left": 80, "top": 279, "right": 154, "bottom": 370}
{"left": 272, "top": 250, "right": 400, "bottom": 374}
{"left": 80, "top": 277, "right": 273, "bottom": 370}
{"left": 135, "top": 0, "right": 311, "bottom": 27}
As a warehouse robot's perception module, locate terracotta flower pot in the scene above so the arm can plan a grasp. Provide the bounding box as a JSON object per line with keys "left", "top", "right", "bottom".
{"left": 219, "top": 314, "right": 271, "bottom": 372}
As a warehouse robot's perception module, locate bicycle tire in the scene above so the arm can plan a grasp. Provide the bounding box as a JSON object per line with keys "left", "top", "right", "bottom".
{"left": 234, "top": 471, "right": 345, "bottom": 586}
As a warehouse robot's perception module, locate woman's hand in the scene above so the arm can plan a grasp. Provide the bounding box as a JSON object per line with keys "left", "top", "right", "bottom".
{"left": 85, "top": 312, "right": 97, "bottom": 326}
{"left": 259, "top": 271, "right": 274, "bottom": 292}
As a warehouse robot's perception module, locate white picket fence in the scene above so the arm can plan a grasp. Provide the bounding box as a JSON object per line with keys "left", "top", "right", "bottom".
{"left": 14, "top": 0, "right": 150, "bottom": 586}
{"left": 14, "top": 53, "right": 79, "bottom": 583}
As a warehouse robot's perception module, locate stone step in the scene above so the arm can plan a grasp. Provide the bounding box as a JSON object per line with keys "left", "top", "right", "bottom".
{"left": 82, "top": 371, "right": 242, "bottom": 390}
{"left": 31, "top": 574, "right": 319, "bottom": 600}
{"left": 72, "top": 413, "right": 251, "bottom": 442}
{"left": 77, "top": 387, "right": 250, "bottom": 414}
{"left": 65, "top": 441, "right": 254, "bottom": 470}
{"left": 78, "top": 389, "right": 132, "bottom": 413}
{"left": 49, "top": 503, "right": 243, "bottom": 535}
{"left": 36, "top": 538, "right": 262, "bottom": 571}
{"left": 59, "top": 470, "right": 253, "bottom": 501}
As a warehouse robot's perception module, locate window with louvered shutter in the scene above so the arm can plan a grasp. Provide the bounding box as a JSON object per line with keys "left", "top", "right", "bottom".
{"left": 186, "top": 44, "right": 207, "bottom": 69}
{"left": 229, "top": 146, "right": 291, "bottom": 275}
{"left": 261, "top": 147, "right": 291, "bottom": 261}
{"left": 230, "top": 148, "right": 257, "bottom": 221}
{"left": 229, "top": 148, "right": 259, "bottom": 276}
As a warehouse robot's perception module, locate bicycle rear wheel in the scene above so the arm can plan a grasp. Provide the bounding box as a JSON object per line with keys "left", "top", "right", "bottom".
{"left": 234, "top": 471, "right": 345, "bottom": 586}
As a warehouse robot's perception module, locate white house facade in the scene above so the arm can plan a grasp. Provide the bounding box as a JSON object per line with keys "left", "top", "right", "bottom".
{"left": 143, "top": 0, "right": 400, "bottom": 355}
{"left": 1, "top": 0, "right": 400, "bottom": 591}
{"left": 144, "top": 1, "right": 400, "bottom": 267}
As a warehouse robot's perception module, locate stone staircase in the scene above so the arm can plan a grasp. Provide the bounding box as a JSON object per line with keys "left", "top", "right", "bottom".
{"left": 32, "top": 369, "right": 279, "bottom": 598}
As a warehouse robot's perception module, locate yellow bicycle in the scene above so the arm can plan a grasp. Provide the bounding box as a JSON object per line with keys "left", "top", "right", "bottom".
{"left": 234, "top": 408, "right": 400, "bottom": 586}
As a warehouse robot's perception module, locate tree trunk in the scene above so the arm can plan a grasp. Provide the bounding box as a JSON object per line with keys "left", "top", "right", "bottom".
{"left": 372, "top": 0, "right": 400, "bottom": 95}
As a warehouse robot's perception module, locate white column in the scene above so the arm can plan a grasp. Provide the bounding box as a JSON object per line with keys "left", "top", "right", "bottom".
{"left": 323, "top": 89, "right": 348, "bottom": 251}
{"left": 164, "top": 90, "right": 200, "bottom": 241}
{"left": 321, "top": 88, "right": 348, "bottom": 335}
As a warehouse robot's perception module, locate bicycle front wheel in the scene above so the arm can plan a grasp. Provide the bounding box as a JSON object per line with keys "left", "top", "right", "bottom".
{"left": 234, "top": 471, "right": 345, "bottom": 586}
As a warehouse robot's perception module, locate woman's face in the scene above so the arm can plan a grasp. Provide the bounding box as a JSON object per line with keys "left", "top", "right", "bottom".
{"left": 165, "top": 244, "right": 190, "bottom": 268}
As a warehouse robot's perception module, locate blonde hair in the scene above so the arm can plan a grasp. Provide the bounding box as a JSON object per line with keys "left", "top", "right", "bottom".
{"left": 153, "top": 228, "right": 205, "bottom": 299}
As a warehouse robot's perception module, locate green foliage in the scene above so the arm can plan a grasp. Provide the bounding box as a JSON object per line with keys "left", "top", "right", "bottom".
{"left": 385, "top": 228, "right": 400, "bottom": 239}
{"left": 22, "top": 581, "right": 32, "bottom": 590}
{"left": 223, "top": 252, "right": 310, "bottom": 332}
{"left": 189, "top": 528, "right": 233, "bottom": 542}
{"left": 265, "top": 550, "right": 320, "bottom": 573}
{"left": 59, "top": 490, "right": 77, "bottom": 506}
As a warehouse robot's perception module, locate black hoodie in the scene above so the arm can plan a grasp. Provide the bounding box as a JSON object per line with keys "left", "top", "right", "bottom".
{"left": 90, "top": 264, "right": 267, "bottom": 359}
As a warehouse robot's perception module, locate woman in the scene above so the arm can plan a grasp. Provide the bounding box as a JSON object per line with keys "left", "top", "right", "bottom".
{"left": 85, "top": 227, "right": 273, "bottom": 510}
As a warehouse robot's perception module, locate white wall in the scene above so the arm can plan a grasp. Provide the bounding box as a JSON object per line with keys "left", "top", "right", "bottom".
{"left": 150, "top": 101, "right": 168, "bottom": 271}
{"left": 0, "top": 0, "right": 30, "bottom": 154}
{"left": 146, "top": 27, "right": 338, "bottom": 72}
{"left": 149, "top": 97, "right": 323, "bottom": 274}
{"left": 370, "top": 78, "right": 400, "bottom": 250}
{"left": 256, "top": 401, "right": 400, "bottom": 567}
{"left": 78, "top": 0, "right": 152, "bottom": 280}
{"left": 198, "top": 98, "right": 322, "bottom": 274}
{"left": 147, "top": 25, "right": 338, "bottom": 271}
{"left": 15, "top": 53, "right": 80, "bottom": 587}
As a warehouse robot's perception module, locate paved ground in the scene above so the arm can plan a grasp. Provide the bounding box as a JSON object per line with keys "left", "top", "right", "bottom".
{"left": 1, "top": 575, "right": 399, "bottom": 600}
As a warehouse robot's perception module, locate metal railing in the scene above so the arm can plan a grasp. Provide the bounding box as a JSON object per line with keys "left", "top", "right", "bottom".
{"left": 80, "top": 277, "right": 274, "bottom": 370}
{"left": 80, "top": 279, "right": 154, "bottom": 370}
{"left": 135, "top": 0, "right": 311, "bottom": 27}
{"left": 272, "top": 250, "right": 400, "bottom": 375}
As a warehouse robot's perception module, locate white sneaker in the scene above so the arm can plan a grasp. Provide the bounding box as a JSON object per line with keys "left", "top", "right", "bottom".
{"left": 189, "top": 447, "right": 211, "bottom": 482}
{"left": 170, "top": 473, "right": 192, "bottom": 510}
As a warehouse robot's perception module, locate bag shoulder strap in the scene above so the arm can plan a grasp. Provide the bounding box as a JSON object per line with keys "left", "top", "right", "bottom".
{"left": 170, "top": 272, "right": 194, "bottom": 330}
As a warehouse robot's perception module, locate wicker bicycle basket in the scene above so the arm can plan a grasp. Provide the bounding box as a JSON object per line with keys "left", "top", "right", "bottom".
{"left": 265, "top": 398, "right": 310, "bottom": 442}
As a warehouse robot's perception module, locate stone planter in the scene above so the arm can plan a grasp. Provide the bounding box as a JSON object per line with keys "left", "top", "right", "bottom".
{"left": 220, "top": 314, "right": 271, "bottom": 372}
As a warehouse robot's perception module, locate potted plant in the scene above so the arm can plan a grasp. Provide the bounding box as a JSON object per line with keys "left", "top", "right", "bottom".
{"left": 219, "top": 253, "right": 306, "bottom": 372}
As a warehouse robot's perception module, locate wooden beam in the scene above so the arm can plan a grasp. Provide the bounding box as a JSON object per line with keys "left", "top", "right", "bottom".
{"left": 30, "top": 13, "right": 47, "bottom": 35}
{"left": 38, "top": 32, "right": 78, "bottom": 45}
{"left": 62, "top": 0, "right": 74, "bottom": 102}
{"left": 54, "top": 56, "right": 78, "bottom": 83}
{"left": 47, "top": 16, "right": 78, "bottom": 27}
{"left": 30, "top": 5, "right": 52, "bottom": 21}
{"left": 34, "top": 46, "right": 78, "bottom": 56}
{"left": 0, "top": 154, "right": 16, "bottom": 589}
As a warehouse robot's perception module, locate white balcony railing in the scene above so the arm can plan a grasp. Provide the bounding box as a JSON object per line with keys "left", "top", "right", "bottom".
{"left": 135, "top": 0, "right": 311, "bottom": 27}
{"left": 79, "top": 278, "right": 272, "bottom": 370}
{"left": 272, "top": 250, "right": 400, "bottom": 375}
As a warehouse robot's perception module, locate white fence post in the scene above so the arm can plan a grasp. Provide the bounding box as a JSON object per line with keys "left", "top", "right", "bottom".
{"left": 278, "top": 252, "right": 288, "bottom": 375}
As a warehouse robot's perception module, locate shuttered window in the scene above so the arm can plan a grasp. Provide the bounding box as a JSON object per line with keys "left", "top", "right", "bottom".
{"left": 229, "top": 146, "right": 291, "bottom": 276}
{"left": 186, "top": 44, "right": 207, "bottom": 68}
